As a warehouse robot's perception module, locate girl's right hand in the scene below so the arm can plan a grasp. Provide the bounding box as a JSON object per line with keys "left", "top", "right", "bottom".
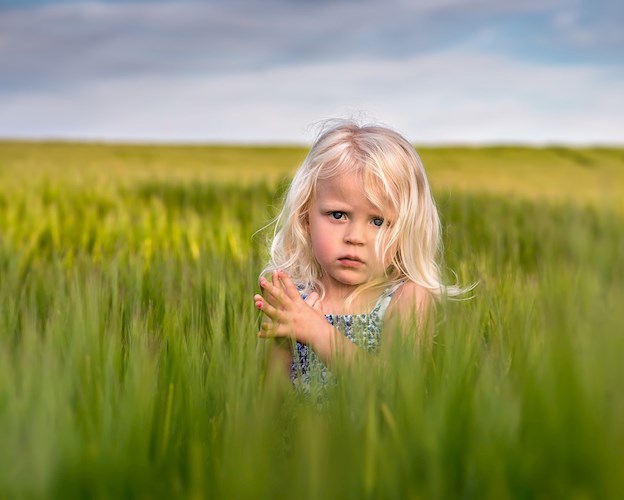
{"left": 254, "top": 270, "right": 329, "bottom": 345}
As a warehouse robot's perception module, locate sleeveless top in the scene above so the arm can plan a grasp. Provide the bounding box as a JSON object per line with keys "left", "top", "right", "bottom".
{"left": 291, "top": 283, "right": 402, "bottom": 386}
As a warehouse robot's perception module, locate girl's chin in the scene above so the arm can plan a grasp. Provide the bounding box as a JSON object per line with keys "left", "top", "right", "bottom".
{"left": 325, "top": 271, "right": 372, "bottom": 288}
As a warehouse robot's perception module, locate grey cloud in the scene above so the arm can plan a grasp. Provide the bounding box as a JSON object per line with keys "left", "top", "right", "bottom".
{"left": 1, "top": 0, "right": 622, "bottom": 144}
{"left": 2, "top": 50, "right": 622, "bottom": 144}
{"left": 0, "top": 0, "right": 588, "bottom": 96}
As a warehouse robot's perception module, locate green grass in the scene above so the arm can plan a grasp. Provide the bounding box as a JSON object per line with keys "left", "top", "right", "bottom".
{"left": 0, "top": 142, "right": 622, "bottom": 498}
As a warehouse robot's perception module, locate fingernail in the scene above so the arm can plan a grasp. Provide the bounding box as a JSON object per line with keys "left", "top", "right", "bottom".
{"left": 255, "top": 301, "right": 262, "bottom": 309}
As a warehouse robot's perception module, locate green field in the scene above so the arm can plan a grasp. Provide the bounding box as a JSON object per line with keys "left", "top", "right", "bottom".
{"left": 0, "top": 141, "right": 623, "bottom": 498}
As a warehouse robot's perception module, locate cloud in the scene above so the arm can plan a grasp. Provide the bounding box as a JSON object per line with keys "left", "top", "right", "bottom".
{"left": 0, "top": 0, "right": 622, "bottom": 143}
{"left": 2, "top": 49, "right": 622, "bottom": 144}
{"left": 0, "top": 0, "right": 594, "bottom": 93}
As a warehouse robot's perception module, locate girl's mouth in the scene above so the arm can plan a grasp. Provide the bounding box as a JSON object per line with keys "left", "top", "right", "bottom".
{"left": 338, "top": 257, "right": 364, "bottom": 268}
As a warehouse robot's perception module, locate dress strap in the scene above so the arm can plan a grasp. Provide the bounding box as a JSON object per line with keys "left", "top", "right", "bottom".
{"left": 372, "top": 282, "right": 403, "bottom": 319}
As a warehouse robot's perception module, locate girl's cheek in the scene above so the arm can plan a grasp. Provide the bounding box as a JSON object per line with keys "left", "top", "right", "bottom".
{"left": 381, "top": 239, "right": 399, "bottom": 267}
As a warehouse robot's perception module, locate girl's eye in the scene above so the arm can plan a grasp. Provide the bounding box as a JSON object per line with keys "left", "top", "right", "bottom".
{"left": 330, "top": 211, "right": 345, "bottom": 220}
{"left": 372, "top": 217, "right": 384, "bottom": 227}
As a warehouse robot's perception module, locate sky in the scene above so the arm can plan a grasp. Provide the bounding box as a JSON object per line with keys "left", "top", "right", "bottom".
{"left": 0, "top": 0, "right": 623, "bottom": 145}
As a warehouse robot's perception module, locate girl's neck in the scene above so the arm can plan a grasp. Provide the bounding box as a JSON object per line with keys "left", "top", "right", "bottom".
{"left": 321, "top": 285, "right": 383, "bottom": 315}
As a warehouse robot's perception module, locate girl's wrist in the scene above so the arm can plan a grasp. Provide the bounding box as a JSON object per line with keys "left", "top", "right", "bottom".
{"left": 304, "top": 321, "right": 334, "bottom": 352}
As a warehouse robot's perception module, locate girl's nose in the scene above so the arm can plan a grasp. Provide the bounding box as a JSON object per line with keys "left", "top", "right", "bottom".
{"left": 344, "top": 222, "right": 366, "bottom": 245}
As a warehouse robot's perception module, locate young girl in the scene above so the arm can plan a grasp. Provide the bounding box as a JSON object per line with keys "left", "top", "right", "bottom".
{"left": 254, "top": 120, "right": 462, "bottom": 384}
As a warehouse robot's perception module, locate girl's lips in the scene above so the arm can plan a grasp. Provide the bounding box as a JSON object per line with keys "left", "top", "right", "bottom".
{"left": 338, "top": 257, "right": 364, "bottom": 268}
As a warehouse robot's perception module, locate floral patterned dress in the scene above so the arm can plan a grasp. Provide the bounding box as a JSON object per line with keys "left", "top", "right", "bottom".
{"left": 291, "top": 284, "right": 402, "bottom": 387}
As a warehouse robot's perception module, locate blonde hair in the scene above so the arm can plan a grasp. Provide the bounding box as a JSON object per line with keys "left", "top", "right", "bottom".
{"left": 262, "top": 120, "right": 462, "bottom": 302}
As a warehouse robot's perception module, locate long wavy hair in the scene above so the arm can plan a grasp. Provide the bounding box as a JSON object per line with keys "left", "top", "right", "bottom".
{"left": 262, "top": 120, "right": 463, "bottom": 303}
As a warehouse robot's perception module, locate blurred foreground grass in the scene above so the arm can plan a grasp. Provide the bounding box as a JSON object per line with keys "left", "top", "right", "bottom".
{"left": 0, "top": 141, "right": 622, "bottom": 498}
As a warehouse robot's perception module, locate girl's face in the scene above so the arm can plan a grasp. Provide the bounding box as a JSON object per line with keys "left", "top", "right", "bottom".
{"left": 308, "top": 171, "right": 394, "bottom": 295}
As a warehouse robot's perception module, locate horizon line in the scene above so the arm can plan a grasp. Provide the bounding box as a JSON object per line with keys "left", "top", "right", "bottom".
{"left": 1, "top": 136, "right": 623, "bottom": 149}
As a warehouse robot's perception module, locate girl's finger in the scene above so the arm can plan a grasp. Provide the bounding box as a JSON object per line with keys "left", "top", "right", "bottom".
{"left": 305, "top": 291, "right": 320, "bottom": 308}
{"left": 254, "top": 295, "right": 277, "bottom": 317}
{"left": 259, "top": 320, "right": 289, "bottom": 339}
{"left": 313, "top": 300, "right": 324, "bottom": 314}
{"left": 271, "top": 269, "right": 280, "bottom": 286}
{"left": 258, "top": 277, "right": 276, "bottom": 303}
{"left": 278, "top": 270, "right": 301, "bottom": 301}
{"left": 272, "top": 270, "right": 288, "bottom": 297}
{"left": 261, "top": 274, "right": 286, "bottom": 305}
{"left": 253, "top": 294, "right": 264, "bottom": 308}
{"left": 303, "top": 291, "right": 324, "bottom": 313}
{"left": 262, "top": 302, "right": 278, "bottom": 321}
{"left": 259, "top": 319, "right": 274, "bottom": 337}
{"left": 309, "top": 294, "right": 324, "bottom": 313}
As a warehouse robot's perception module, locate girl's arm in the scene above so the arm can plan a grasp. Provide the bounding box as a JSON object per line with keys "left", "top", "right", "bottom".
{"left": 254, "top": 270, "right": 360, "bottom": 369}
{"left": 382, "top": 280, "right": 434, "bottom": 351}
{"left": 262, "top": 338, "right": 293, "bottom": 383}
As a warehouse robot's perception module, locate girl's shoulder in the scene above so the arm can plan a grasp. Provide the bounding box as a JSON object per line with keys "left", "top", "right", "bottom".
{"left": 386, "top": 280, "right": 432, "bottom": 319}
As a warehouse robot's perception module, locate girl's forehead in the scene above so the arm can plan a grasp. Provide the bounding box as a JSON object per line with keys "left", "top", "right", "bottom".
{"left": 314, "top": 171, "right": 395, "bottom": 215}
{"left": 316, "top": 171, "right": 362, "bottom": 195}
